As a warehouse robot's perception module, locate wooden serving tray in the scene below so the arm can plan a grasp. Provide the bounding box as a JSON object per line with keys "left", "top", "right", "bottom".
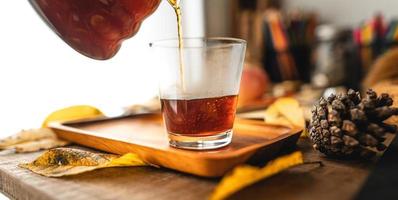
{"left": 50, "top": 113, "right": 301, "bottom": 177}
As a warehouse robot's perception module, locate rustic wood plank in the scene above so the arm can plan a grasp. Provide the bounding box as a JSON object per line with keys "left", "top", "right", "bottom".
{"left": 0, "top": 149, "right": 217, "bottom": 200}
{"left": 230, "top": 139, "right": 373, "bottom": 200}
{"left": 0, "top": 139, "right": 377, "bottom": 200}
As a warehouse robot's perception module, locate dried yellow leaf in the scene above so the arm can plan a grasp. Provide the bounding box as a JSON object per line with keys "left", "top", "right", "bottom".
{"left": 209, "top": 151, "right": 304, "bottom": 200}
{"left": 108, "top": 153, "right": 147, "bottom": 167}
{"left": 0, "top": 128, "right": 69, "bottom": 153}
{"left": 264, "top": 97, "right": 305, "bottom": 129}
{"left": 1, "top": 105, "right": 103, "bottom": 153}
{"left": 14, "top": 138, "right": 70, "bottom": 153}
{"left": 19, "top": 148, "right": 147, "bottom": 177}
{"left": 264, "top": 103, "right": 293, "bottom": 127}
{"left": 274, "top": 98, "right": 305, "bottom": 128}
{"left": 0, "top": 128, "right": 56, "bottom": 149}
{"left": 42, "top": 105, "right": 103, "bottom": 127}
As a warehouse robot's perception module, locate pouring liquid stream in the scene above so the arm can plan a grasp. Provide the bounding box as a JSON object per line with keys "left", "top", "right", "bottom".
{"left": 167, "top": 0, "right": 186, "bottom": 93}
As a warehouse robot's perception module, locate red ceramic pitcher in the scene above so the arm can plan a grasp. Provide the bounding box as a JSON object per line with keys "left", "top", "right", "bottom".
{"left": 29, "top": 0, "right": 161, "bottom": 60}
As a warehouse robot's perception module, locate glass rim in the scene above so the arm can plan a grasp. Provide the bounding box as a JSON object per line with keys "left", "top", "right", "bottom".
{"left": 149, "top": 37, "right": 247, "bottom": 49}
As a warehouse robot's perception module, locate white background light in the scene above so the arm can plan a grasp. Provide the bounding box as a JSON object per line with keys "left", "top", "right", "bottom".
{"left": 0, "top": 1, "right": 204, "bottom": 137}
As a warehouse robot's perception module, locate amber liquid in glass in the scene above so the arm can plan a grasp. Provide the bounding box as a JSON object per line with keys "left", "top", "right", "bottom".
{"left": 161, "top": 95, "right": 238, "bottom": 137}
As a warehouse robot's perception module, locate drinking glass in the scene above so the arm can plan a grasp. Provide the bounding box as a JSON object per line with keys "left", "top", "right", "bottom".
{"left": 150, "top": 37, "right": 246, "bottom": 150}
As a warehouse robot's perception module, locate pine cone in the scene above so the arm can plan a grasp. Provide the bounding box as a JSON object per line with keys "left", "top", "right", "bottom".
{"left": 309, "top": 89, "right": 398, "bottom": 159}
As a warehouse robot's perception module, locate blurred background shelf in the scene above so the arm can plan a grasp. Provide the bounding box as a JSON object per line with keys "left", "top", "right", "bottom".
{"left": 3, "top": 0, "right": 398, "bottom": 152}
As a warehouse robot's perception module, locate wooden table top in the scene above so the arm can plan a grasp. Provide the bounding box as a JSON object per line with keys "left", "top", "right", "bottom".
{"left": 0, "top": 138, "right": 376, "bottom": 200}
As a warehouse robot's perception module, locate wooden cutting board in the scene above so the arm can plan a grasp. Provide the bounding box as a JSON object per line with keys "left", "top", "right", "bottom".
{"left": 50, "top": 113, "right": 301, "bottom": 177}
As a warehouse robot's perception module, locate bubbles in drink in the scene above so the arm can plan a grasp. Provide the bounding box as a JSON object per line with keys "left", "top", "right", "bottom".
{"left": 161, "top": 95, "right": 238, "bottom": 136}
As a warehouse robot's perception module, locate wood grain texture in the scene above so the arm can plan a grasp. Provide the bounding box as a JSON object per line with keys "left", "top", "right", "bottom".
{"left": 0, "top": 139, "right": 376, "bottom": 200}
{"left": 50, "top": 114, "right": 302, "bottom": 177}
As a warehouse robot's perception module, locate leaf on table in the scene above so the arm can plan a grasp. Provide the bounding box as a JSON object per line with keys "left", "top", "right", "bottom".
{"left": 1, "top": 105, "right": 104, "bottom": 153}
{"left": 264, "top": 97, "right": 305, "bottom": 128}
{"left": 264, "top": 97, "right": 306, "bottom": 136}
{"left": 42, "top": 105, "right": 103, "bottom": 127}
{"left": 19, "top": 148, "right": 147, "bottom": 177}
{"left": 14, "top": 138, "right": 70, "bottom": 153}
{"left": 0, "top": 128, "right": 57, "bottom": 149}
{"left": 264, "top": 104, "right": 294, "bottom": 127}
{"left": 209, "top": 151, "right": 304, "bottom": 200}
{"left": 274, "top": 98, "right": 305, "bottom": 128}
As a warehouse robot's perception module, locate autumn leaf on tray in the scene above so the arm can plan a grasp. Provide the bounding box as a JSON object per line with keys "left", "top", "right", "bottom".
{"left": 19, "top": 148, "right": 147, "bottom": 177}
{"left": 209, "top": 151, "right": 304, "bottom": 200}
